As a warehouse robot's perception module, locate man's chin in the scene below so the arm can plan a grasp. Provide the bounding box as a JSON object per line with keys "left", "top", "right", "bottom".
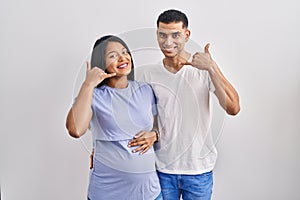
{"left": 163, "top": 51, "right": 177, "bottom": 58}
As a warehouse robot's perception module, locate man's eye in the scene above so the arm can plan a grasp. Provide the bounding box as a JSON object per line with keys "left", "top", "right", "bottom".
{"left": 172, "top": 33, "right": 180, "bottom": 38}
{"left": 159, "top": 33, "right": 167, "bottom": 38}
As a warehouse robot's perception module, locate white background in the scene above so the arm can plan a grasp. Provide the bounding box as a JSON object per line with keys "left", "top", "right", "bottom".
{"left": 1, "top": 0, "right": 300, "bottom": 199}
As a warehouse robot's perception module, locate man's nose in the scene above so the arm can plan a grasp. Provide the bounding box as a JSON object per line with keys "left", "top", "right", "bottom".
{"left": 165, "top": 36, "right": 173, "bottom": 46}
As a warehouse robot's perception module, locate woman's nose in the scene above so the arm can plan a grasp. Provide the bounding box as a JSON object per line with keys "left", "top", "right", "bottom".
{"left": 118, "top": 54, "right": 126, "bottom": 61}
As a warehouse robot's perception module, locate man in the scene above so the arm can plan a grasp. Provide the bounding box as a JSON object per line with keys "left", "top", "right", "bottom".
{"left": 129, "top": 9, "right": 240, "bottom": 200}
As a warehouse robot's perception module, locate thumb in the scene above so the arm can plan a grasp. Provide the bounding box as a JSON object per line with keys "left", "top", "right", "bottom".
{"left": 184, "top": 61, "right": 193, "bottom": 66}
{"left": 86, "top": 61, "right": 91, "bottom": 71}
{"left": 104, "top": 72, "right": 117, "bottom": 78}
{"left": 204, "top": 43, "right": 210, "bottom": 54}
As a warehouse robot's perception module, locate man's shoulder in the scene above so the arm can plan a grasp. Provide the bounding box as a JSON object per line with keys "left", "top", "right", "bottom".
{"left": 181, "top": 65, "right": 208, "bottom": 77}
{"left": 135, "top": 62, "right": 164, "bottom": 81}
{"left": 136, "top": 62, "right": 163, "bottom": 73}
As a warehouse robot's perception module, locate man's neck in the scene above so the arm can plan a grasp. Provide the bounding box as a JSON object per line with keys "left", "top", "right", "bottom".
{"left": 163, "top": 51, "right": 191, "bottom": 73}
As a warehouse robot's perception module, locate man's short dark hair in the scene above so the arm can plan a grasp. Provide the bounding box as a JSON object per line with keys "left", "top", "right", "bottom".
{"left": 157, "top": 9, "right": 188, "bottom": 28}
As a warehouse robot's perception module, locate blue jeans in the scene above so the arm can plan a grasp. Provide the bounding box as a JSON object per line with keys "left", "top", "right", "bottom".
{"left": 157, "top": 171, "right": 213, "bottom": 200}
{"left": 154, "top": 192, "right": 163, "bottom": 200}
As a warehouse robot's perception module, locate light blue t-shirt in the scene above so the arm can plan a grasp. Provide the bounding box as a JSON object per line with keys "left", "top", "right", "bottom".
{"left": 88, "top": 80, "right": 160, "bottom": 200}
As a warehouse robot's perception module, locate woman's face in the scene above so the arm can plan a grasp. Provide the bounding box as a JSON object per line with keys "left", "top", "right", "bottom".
{"left": 105, "top": 41, "right": 132, "bottom": 77}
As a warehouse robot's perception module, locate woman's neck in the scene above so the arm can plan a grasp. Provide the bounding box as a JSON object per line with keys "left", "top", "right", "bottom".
{"left": 106, "top": 76, "right": 129, "bottom": 89}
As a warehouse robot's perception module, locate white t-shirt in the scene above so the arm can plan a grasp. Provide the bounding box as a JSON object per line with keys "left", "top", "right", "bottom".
{"left": 135, "top": 60, "right": 218, "bottom": 175}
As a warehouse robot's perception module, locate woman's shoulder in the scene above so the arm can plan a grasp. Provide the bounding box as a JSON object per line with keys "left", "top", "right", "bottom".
{"left": 92, "top": 85, "right": 112, "bottom": 101}
{"left": 130, "top": 81, "right": 154, "bottom": 95}
{"left": 93, "top": 85, "right": 106, "bottom": 94}
{"left": 131, "top": 80, "right": 152, "bottom": 89}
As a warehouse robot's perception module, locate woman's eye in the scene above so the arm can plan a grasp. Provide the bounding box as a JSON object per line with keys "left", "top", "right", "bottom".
{"left": 122, "top": 49, "right": 128, "bottom": 55}
{"left": 109, "top": 53, "right": 118, "bottom": 59}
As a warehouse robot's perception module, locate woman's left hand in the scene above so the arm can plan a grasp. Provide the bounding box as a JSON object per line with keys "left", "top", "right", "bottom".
{"left": 128, "top": 131, "right": 157, "bottom": 155}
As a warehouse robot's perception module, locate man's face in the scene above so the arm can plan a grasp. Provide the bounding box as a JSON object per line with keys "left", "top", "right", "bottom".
{"left": 157, "top": 22, "right": 190, "bottom": 58}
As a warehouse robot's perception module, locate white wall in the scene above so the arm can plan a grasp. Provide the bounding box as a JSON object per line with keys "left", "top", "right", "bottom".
{"left": 1, "top": 0, "right": 299, "bottom": 199}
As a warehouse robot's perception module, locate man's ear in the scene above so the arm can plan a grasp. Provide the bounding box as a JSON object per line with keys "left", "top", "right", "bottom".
{"left": 185, "top": 29, "right": 191, "bottom": 42}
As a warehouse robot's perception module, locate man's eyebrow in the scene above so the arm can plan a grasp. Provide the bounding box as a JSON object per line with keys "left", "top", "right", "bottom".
{"left": 158, "top": 30, "right": 181, "bottom": 34}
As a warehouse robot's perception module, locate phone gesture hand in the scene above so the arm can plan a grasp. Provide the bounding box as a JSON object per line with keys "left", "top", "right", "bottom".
{"left": 84, "top": 61, "right": 116, "bottom": 88}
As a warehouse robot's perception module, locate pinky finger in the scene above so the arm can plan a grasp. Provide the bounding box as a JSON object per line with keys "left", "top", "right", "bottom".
{"left": 106, "top": 72, "right": 117, "bottom": 78}
{"left": 140, "top": 146, "right": 150, "bottom": 155}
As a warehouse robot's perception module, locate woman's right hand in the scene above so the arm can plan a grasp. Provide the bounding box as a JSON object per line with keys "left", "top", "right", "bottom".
{"left": 84, "top": 61, "right": 116, "bottom": 88}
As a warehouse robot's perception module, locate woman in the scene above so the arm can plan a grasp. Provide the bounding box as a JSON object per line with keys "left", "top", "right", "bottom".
{"left": 66, "top": 35, "right": 162, "bottom": 200}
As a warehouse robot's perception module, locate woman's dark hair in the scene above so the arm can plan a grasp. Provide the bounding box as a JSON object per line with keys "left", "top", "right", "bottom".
{"left": 157, "top": 9, "right": 188, "bottom": 28}
{"left": 91, "top": 35, "right": 134, "bottom": 87}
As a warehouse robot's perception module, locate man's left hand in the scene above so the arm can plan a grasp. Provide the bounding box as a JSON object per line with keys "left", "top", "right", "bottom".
{"left": 128, "top": 131, "right": 157, "bottom": 155}
{"left": 186, "top": 43, "right": 214, "bottom": 71}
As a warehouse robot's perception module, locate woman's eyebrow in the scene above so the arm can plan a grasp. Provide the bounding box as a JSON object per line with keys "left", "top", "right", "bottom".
{"left": 106, "top": 50, "right": 117, "bottom": 55}
{"left": 106, "top": 47, "right": 126, "bottom": 54}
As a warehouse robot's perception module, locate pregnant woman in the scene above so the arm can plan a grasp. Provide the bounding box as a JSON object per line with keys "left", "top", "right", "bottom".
{"left": 66, "top": 35, "right": 162, "bottom": 200}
